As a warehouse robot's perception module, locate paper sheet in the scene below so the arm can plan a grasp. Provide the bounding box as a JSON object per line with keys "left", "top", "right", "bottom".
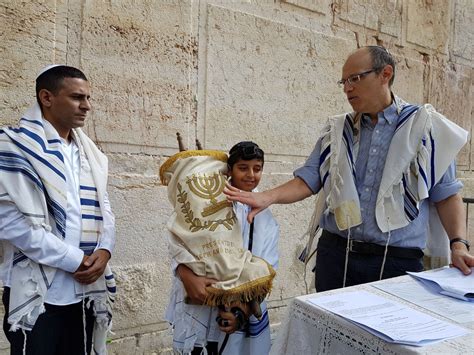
{"left": 307, "top": 290, "right": 468, "bottom": 346}
{"left": 372, "top": 277, "right": 474, "bottom": 327}
{"left": 407, "top": 267, "right": 474, "bottom": 301}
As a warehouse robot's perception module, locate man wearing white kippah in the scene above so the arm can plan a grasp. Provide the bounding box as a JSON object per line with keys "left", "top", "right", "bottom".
{"left": 0, "top": 65, "right": 116, "bottom": 354}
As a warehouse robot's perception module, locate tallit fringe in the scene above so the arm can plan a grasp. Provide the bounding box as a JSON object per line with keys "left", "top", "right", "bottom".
{"left": 203, "top": 269, "right": 276, "bottom": 307}
{"left": 9, "top": 259, "right": 46, "bottom": 332}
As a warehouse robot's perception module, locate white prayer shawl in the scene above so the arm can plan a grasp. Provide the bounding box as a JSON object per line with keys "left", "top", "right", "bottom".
{"left": 165, "top": 201, "right": 279, "bottom": 354}
{"left": 319, "top": 102, "right": 468, "bottom": 257}
{"left": 0, "top": 103, "right": 115, "bottom": 353}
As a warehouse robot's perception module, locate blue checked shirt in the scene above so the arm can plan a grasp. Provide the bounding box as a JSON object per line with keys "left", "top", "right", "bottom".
{"left": 294, "top": 97, "right": 462, "bottom": 250}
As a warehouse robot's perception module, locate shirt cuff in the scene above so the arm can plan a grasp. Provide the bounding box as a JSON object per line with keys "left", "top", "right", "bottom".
{"left": 57, "top": 245, "right": 84, "bottom": 273}
{"left": 430, "top": 180, "right": 463, "bottom": 203}
{"left": 293, "top": 171, "right": 319, "bottom": 194}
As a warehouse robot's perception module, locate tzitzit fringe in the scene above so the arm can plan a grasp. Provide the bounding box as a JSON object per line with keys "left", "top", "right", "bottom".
{"left": 203, "top": 267, "right": 276, "bottom": 306}
{"left": 160, "top": 150, "right": 228, "bottom": 185}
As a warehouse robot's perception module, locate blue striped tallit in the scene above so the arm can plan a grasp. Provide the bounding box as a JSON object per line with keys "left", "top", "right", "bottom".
{"left": 319, "top": 113, "right": 363, "bottom": 230}
{"left": 0, "top": 103, "right": 114, "bottom": 342}
{"left": 376, "top": 103, "right": 468, "bottom": 232}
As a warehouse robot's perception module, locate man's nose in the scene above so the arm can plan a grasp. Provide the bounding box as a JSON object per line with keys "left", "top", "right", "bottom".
{"left": 343, "top": 82, "right": 353, "bottom": 93}
{"left": 81, "top": 99, "right": 92, "bottom": 111}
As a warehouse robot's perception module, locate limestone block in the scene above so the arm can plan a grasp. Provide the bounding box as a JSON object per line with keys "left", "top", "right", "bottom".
{"left": 108, "top": 153, "right": 163, "bottom": 178}
{"left": 282, "top": 0, "right": 331, "bottom": 14}
{"left": 459, "top": 176, "right": 474, "bottom": 244}
{"left": 108, "top": 175, "right": 170, "bottom": 267}
{"left": 428, "top": 64, "right": 472, "bottom": 168}
{"left": 259, "top": 161, "right": 316, "bottom": 300}
{"left": 471, "top": 77, "right": 474, "bottom": 172}
{"left": 406, "top": 0, "right": 450, "bottom": 52}
{"left": 336, "top": 0, "right": 402, "bottom": 37}
{"left": 391, "top": 55, "right": 425, "bottom": 104}
{"left": 0, "top": 0, "right": 67, "bottom": 125}
{"left": 111, "top": 263, "right": 171, "bottom": 334}
{"left": 453, "top": 0, "right": 473, "bottom": 61}
{"left": 204, "top": 4, "right": 352, "bottom": 157}
{"left": 108, "top": 329, "right": 174, "bottom": 355}
{"left": 0, "top": 299, "right": 7, "bottom": 353}
{"left": 79, "top": 0, "right": 197, "bottom": 153}
{"left": 106, "top": 335, "right": 140, "bottom": 355}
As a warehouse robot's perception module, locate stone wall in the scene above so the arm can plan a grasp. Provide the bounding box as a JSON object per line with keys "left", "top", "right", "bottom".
{"left": 0, "top": 0, "right": 472, "bottom": 353}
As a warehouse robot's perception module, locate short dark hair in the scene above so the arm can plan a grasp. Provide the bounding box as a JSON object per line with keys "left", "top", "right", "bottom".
{"left": 228, "top": 141, "right": 264, "bottom": 169}
{"left": 36, "top": 65, "right": 88, "bottom": 106}
{"left": 366, "top": 46, "right": 396, "bottom": 87}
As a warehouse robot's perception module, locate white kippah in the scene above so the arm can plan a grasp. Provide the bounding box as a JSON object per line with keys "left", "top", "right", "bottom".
{"left": 37, "top": 64, "right": 64, "bottom": 78}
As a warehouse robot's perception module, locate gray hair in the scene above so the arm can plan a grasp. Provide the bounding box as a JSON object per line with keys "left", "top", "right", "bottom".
{"left": 366, "top": 46, "right": 396, "bottom": 87}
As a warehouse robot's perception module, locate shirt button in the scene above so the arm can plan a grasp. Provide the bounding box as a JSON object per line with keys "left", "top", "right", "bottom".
{"left": 361, "top": 208, "right": 364, "bottom": 212}
{"left": 372, "top": 149, "right": 377, "bottom": 153}
{"left": 375, "top": 130, "right": 380, "bottom": 134}
{"left": 369, "top": 169, "right": 374, "bottom": 173}
{"left": 356, "top": 227, "right": 362, "bottom": 231}
{"left": 365, "top": 187, "right": 369, "bottom": 192}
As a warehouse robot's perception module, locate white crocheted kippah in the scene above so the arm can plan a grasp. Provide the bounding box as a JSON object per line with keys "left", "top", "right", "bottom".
{"left": 37, "top": 64, "right": 63, "bottom": 78}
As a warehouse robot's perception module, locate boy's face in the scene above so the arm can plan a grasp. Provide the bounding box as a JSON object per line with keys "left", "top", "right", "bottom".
{"left": 230, "top": 158, "right": 263, "bottom": 192}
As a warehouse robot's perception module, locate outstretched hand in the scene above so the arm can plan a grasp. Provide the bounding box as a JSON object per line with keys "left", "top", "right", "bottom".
{"left": 451, "top": 244, "right": 474, "bottom": 275}
{"left": 74, "top": 249, "right": 111, "bottom": 284}
{"left": 223, "top": 184, "right": 268, "bottom": 223}
{"left": 177, "top": 264, "right": 217, "bottom": 304}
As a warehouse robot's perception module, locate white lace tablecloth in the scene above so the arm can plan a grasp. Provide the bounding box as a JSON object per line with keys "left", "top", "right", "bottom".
{"left": 271, "top": 275, "right": 473, "bottom": 354}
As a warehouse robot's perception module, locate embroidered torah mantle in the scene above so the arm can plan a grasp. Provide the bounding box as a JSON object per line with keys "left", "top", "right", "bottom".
{"left": 160, "top": 150, "right": 275, "bottom": 306}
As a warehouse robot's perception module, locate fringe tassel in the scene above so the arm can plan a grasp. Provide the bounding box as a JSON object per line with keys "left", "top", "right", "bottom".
{"left": 203, "top": 270, "right": 275, "bottom": 307}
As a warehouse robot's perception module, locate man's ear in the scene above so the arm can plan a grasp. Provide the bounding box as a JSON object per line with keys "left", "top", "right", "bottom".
{"left": 38, "top": 89, "right": 54, "bottom": 108}
{"left": 381, "top": 65, "right": 393, "bottom": 85}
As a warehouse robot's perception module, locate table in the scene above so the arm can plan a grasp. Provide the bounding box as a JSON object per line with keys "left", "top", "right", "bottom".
{"left": 271, "top": 275, "right": 474, "bottom": 354}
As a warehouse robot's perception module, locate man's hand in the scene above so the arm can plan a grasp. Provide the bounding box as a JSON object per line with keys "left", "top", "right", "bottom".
{"left": 177, "top": 264, "right": 217, "bottom": 304}
{"left": 224, "top": 178, "right": 312, "bottom": 223}
{"left": 451, "top": 243, "right": 474, "bottom": 275}
{"left": 223, "top": 184, "right": 269, "bottom": 223}
{"left": 74, "top": 249, "right": 111, "bottom": 284}
{"left": 75, "top": 255, "right": 89, "bottom": 273}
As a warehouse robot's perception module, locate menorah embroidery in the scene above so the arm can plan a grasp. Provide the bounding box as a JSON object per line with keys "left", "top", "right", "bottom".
{"left": 186, "top": 173, "right": 231, "bottom": 217}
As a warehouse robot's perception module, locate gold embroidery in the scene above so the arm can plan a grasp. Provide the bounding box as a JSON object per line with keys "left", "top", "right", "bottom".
{"left": 177, "top": 183, "right": 236, "bottom": 232}
{"left": 186, "top": 173, "right": 230, "bottom": 217}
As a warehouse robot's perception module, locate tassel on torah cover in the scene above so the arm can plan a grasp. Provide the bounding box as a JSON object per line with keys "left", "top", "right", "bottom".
{"left": 160, "top": 150, "right": 275, "bottom": 306}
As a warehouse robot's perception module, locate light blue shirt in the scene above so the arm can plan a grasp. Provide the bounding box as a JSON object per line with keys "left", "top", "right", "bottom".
{"left": 294, "top": 97, "right": 462, "bottom": 249}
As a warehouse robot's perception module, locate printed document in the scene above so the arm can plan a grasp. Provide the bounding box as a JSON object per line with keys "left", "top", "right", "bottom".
{"left": 308, "top": 290, "right": 468, "bottom": 346}
{"left": 407, "top": 267, "right": 474, "bottom": 302}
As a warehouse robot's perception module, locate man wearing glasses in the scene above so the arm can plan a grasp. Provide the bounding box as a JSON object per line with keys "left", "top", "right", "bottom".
{"left": 225, "top": 46, "right": 473, "bottom": 291}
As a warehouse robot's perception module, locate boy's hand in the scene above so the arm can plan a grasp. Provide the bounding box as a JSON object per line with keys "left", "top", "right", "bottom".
{"left": 217, "top": 302, "right": 251, "bottom": 334}
{"left": 177, "top": 264, "right": 217, "bottom": 304}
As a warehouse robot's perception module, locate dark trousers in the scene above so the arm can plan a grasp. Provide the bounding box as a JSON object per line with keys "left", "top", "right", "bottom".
{"left": 2, "top": 287, "right": 95, "bottom": 355}
{"left": 192, "top": 341, "right": 218, "bottom": 355}
{"left": 315, "top": 234, "right": 424, "bottom": 292}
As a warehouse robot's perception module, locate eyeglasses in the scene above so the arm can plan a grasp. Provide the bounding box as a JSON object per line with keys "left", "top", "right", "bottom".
{"left": 337, "top": 68, "right": 380, "bottom": 88}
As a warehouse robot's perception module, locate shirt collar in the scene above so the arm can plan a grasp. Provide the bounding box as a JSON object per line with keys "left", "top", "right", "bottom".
{"left": 360, "top": 93, "right": 400, "bottom": 126}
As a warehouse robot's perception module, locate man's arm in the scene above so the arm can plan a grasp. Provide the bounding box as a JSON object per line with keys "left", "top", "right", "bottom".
{"left": 435, "top": 193, "right": 474, "bottom": 275}
{"left": 224, "top": 177, "right": 312, "bottom": 223}
{"left": 0, "top": 202, "right": 84, "bottom": 273}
